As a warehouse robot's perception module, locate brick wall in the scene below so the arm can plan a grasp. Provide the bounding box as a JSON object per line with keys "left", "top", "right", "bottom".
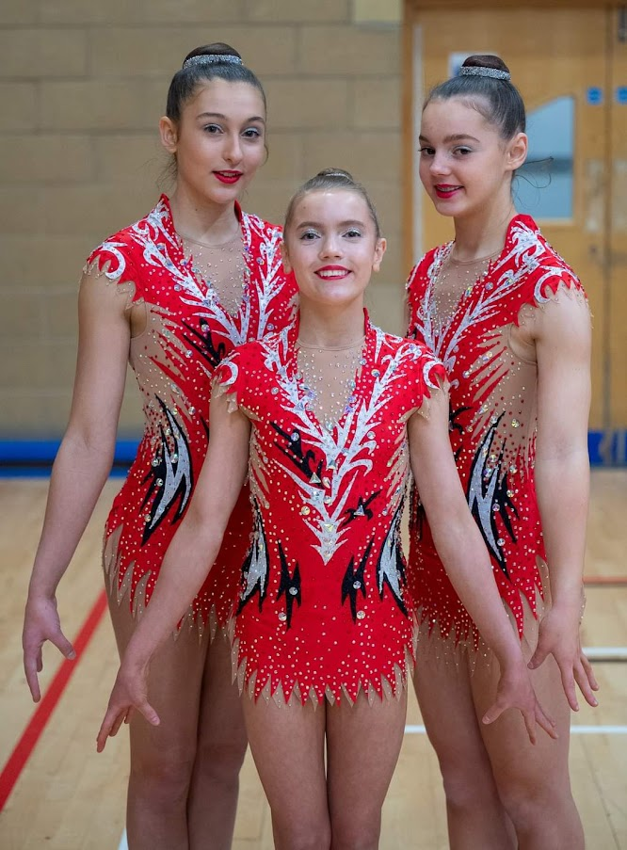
{"left": 0, "top": 0, "right": 404, "bottom": 437}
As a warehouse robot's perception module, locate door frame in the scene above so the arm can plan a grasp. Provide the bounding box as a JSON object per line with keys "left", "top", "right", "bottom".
{"left": 401, "top": 1, "right": 627, "bottom": 463}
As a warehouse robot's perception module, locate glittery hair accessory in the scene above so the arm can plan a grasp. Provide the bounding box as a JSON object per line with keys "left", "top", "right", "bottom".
{"left": 183, "top": 54, "right": 243, "bottom": 70}
{"left": 460, "top": 66, "right": 511, "bottom": 81}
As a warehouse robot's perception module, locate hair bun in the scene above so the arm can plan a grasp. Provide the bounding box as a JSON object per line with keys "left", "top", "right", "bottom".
{"left": 316, "top": 168, "right": 354, "bottom": 182}
{"left": 462, "top": 54, "right": 510, "bottom": 75}
{"left": 182, "top": 43, "right": 243, "bottom": 70}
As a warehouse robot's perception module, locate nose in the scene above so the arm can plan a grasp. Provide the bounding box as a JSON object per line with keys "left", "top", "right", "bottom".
{"left": 429, "top": 152, "right": 450, "bottom": 176}
{"left": 223, "top": 133, "right": 243, "bottom": 165}
{"left": 319, "top": 233, "right": 342, "bottom": 259}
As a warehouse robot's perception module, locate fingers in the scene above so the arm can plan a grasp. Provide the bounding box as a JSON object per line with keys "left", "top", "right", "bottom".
{"left": 50, "top": 630, "right": 76, "bottom": 660}
{"left": 96, "top": 707, "right": 125, "bottom": 753}
{"left": 534, "top": 701, "right": 558, "bottom": 740}
{"left": 137, "top": 700, "right": 160, "bottom": 728}
{"left": 23, "top": 654, "right": 41, "bottom": 703}
{"left": 575, "top": 654, "right": 600, "bottom": 707}
{"left": 482, "top": 697, "right": 506, "bottom": 727}
{"left": 96, "top": 698, "right": 160, "bottom": 753}
{"left": 556, "top": 661, "right": 580, "bottom": 712}
{"left": 527, "top": 638, "right": 548, "bottom": 671}
{"left": 23, "top": 621, "right": 76, "bottom": 702}
{"left": 522, "top": 710, "right": 537, "bottom": 746}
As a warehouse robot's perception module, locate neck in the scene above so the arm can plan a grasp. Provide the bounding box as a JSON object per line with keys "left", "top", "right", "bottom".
{"left": 169, "top": 186, "right": 240, "bottom": 244}
{"left": 452, "top": 194, "right": 517, "bottom": 262}
{"left": 297, "top": 299, "right": 366, "bottom": 349}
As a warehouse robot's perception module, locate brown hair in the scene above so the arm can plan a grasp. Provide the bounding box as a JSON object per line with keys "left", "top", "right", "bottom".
{"left": 284, "top": 168, "right": 381, "bottom": 238}
{"left": 424, "top": 54, "right": 526, "bottom": 140}
{"left": 165, "top": 42, "right": 267, "bottom": 123}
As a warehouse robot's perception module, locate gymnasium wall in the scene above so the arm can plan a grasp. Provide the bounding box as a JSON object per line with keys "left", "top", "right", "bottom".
{"left": 0, "top": 0, "right": 405, "bottom": 439}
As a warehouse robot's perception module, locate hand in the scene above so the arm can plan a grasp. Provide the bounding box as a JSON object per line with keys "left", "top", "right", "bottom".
{"left": 23, "top": 595, "right": 76, "bottom": 702}
{"left": 482, "top": 660, "right": 557, "bottom": 745}
{"left": 96, "top": 661, "right": 159, "bottom": 753}
{"left": 528, "top": 607, "right": 599, "bottom": 710}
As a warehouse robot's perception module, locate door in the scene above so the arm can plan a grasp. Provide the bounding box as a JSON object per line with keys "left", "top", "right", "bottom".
{"left": 406, "top": 5, "right": 626, "bottom": 452}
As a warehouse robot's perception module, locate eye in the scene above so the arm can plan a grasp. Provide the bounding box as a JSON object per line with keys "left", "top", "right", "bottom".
{"left": 299, "top": 229, "right": 320, "bottom": 241}
{"left": 419, "top": 146, "right": 435, "bottom": 157}
{"left": 344, "top": 228, "right": 362, "bottom": 239}
{"left": 203, "top": 123, "right": 223, "bottom": 134}
{"left": 242, "top": 127, "right": 262, "bottom": 139}
{"left": 453, "top": 146, "right": 472, "bottom": 156}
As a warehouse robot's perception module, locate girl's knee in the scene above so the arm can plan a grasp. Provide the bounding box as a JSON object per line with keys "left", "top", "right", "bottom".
{"left": 273, "top": 822, "right": 331, "bottom": 850}
{"left": 499, "top": 779, "right": 573, "bottom": 827}
{"left": 130, "top": 746, "right": 196, "bottom": 806}
{"left": 196, "top": 733, "right": 248, "bottom": 780}
{"left": 439, "top": 759, "right": 501, "bottom": 814}
{"left": 330, "top": 816, "right": 381, "bottom": 850}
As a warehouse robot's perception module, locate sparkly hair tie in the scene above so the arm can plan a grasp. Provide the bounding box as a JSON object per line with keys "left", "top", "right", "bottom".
{"left": 183, "top": 54, "right": 243, "bottom": 70}
{"left": 460, "top": 66, "right": 511, "bottom": 81}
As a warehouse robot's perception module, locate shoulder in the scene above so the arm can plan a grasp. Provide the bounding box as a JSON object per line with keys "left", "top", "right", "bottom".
{"left": 84, "top": 202, "right": 162, "bottom": 282}
{"left": 241, "top": 210, "right": 283, "bottom": 243}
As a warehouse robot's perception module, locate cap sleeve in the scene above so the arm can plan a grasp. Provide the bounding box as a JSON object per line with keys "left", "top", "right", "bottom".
{"left": 83, "top": 238, "right": 143, "bottom": 310}
{"left": 405, "top": 342, "right": 448, "bottom": 420}
{"left": 213, "top": 349, "right": 245, "bottom": 413}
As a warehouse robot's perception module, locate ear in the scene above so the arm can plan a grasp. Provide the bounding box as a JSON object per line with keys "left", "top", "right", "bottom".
{"left": 372, "top": 237, "right": 387, "bottom": 273}
{"left": 280, "top": 239, "right": 292, "bottom": 274}
{"left": 506, "top": 132, "right": 528, "bottom": 172}
{"left": 159, "top": 116, "right": 179, "bottom": 155}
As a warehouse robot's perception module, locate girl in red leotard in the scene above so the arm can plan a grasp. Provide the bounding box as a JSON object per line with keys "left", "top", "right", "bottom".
{"left": 22, "top": 43, "right": 296, "bottom": 850}
{"left": 98, "top": 168, "right": 554, "bottom": 850}
{"left": 406, "top": 53, "right": 599, "bottom": 849}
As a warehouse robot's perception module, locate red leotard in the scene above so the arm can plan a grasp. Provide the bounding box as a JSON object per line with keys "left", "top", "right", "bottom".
{"left": 406, "top": 214, "right": 587, "bottom": 646}
{"left": 215, "top": 311, "right": 446, "bottom": 704}
{"left": 86, "top": 195, "right": 296, "bottom": 635}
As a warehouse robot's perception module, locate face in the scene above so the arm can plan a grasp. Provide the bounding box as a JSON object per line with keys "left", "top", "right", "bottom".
{"left": 282, "top": 190, "right": 385, "bottom": 309}
{"left": 160, "top": 78, "right": 266, "bottom": 205}
{"left": 418, "top": 97, "right": 527, "bottom": 220}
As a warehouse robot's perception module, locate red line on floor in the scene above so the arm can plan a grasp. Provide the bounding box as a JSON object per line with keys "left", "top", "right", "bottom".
{"left": 0, "top": 589, "right": 108, "bottom": 811}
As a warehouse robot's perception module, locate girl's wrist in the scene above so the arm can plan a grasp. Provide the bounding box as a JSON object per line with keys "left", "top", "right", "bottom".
{"left": 550, "top": 584, "right": 586, "bottom": 617}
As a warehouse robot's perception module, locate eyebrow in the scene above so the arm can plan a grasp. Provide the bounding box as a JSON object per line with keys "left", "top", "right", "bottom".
{"left": 296, "top": 219, "right": 366, "bottom": 229}
{"left": 196, "top": 112, "right": 266, "bottom": 124}
{"left": 419, "top": 133, "right": 480, "bottom": 143}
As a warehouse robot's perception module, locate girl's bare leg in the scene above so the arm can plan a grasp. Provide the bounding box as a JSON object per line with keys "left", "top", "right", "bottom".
{"left": 242, "top": 694, "right": 330, "bottom": 850}
{"left": 109, "top": 599, "right": 207, "bottom": 850}
{"left": 413, "top": 650, "right": 515, "bottom": 850}
{"left": 187, "top": 629, "right": 248, "bottom": 850}
{"left": 472, "top": 648, "right": 584, "bottom": 850}
{"left": 326, "top": 688, "right": 408, "bottom": 850}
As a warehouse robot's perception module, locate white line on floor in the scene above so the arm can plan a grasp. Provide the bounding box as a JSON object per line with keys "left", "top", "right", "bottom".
{"left": 405, "top": 724, "right": 627, "bottom": 734}
{"left": 582, "top": 646, "right": 627, "bottom": 660}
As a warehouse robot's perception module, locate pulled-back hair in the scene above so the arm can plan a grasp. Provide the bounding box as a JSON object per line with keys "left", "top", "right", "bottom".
{"left": 284, "top": 168, "right": 381, "bottom": 238}
{"left": 166, "top": 42, "right": 267, "bottom": 122}
{"left": 425, "top": 54, "right": 526, "bottom": 140}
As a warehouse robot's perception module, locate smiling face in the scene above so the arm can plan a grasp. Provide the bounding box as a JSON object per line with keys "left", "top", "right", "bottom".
{"left": 282, "top": 189, "right": 386, "bottom": 309}
{"left": 418, "top": 97, "right": 527, "bottom": 221}
{"left": 160, "top": 78, "right": 267, "bottom": 206}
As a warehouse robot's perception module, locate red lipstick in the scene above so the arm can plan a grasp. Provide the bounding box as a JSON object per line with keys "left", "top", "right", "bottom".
{"left": 434, "top": 184, "right": 462, "bottom": 199}
{"left": 214, "top": 171, "right": 243, "bottom": 185}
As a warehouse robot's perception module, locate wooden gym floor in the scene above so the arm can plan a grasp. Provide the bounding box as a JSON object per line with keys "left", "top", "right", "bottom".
{"left": 0, "top": 471, "right": 625, "bottom": 849}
